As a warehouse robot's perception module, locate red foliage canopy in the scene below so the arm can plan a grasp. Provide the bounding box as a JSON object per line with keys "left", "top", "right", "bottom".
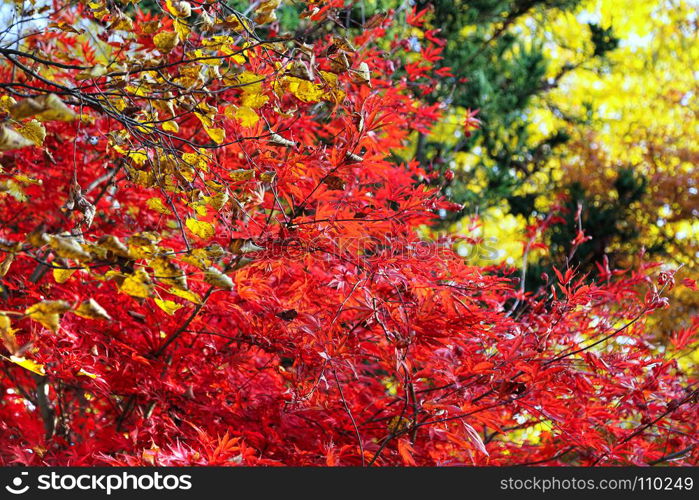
{"left": 0, "top": 1, "right": 696, "bottom": 466}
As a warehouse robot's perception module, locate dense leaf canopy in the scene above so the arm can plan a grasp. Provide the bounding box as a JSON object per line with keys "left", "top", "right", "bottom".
{"left": 0, "top": 0, "right": 696, "bottom": 466}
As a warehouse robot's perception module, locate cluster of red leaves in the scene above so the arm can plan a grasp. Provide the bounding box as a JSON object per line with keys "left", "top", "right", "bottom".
{"left": 0, "top": 3, "right": 696, "bottom": 466}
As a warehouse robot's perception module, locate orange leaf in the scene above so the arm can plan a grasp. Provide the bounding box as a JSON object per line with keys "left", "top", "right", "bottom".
{"left": 397, "top": 438, "right": 416, "bottom": 466}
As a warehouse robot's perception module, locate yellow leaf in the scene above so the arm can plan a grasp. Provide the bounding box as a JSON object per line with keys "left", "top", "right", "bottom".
{"left": 0, "top": 180, "right": 26, "bottom": 201}
{"left": 74, "top": 298, "right": 111, "bottom": 320}
{"left": 0, "top": 95, "right": 17, "bottom": 113}
{"left": 162, "top": 120, "right": 180, "bottom": 133}
{"left": 127, "top": 150, "right": 149, "bottom": 166}
{"left": 230, "top": 106, "right": 259, "bottom": 127}
{"left": 25, "top": 300, "right": 71, "bottom": 332}
{"left": 285, "top": 77, "right": 324, "bottom": 103}
{"left": 205, "top": 190, "right": 229, "bottom": 210}
{"left": 185, "top": 218, "right": 215, "bottom": 239}
{"left": 167, "top": 287, "right": 202, "bottom": 304}
{"left": 32, "top": 301, "right": 71, "bottom": 314}
{"left": 166, "top": 0, "right": 192, "bottom": 18}
{"left": 181, "top": 152, "right": 208, "bottom": 170}
{"left": 180, "top": 248, "right": 211, "bottom": 269}
{"left": 48, "top": 235, "right": 91, "bottom": 261}
{"left": 354, "top": 62, "right": 371, "bottom": 87}
{"left": 78, "top": 368, "right": 98, "bottom": 379}
{"left": 241, "top": 92, "right": 269, "bottom": 109}
{"left": 120, "top": 268, "right": 154, "bottom": 298}
{"left": 259, "top": 171, "right": 276, "bottom": 183}
{"left": 229, "top": 169, "right": 255, "bottom": 181}
{"left": 49, "top": 21, "right": 84, "bottom": 34}
{"left": 236, "top": 71, "right": 264, "bottom": 94}
{"left": 0, "top": 125, "right": 34, "bottom": 151}
{"left": 53, "top": 268, "right": 76, "bottom": 284}
{"left": 127, "top": 167, "right": 155, "bottom": 187}
{"left": 259, "top": 0, "right": 282, "bottom": 12}
{"left": 127, "top": 233, "right": 159, "bottom": 260}
{"left": 75, "top": 64, "right": 108, "bottom": 80}
{"left": 255, "top": 9, "right": 277, "bottom": 25}
{"left": 204, "top": 267, "right": 234, "bottom": 291}
{"left": 134, "top": 117, "right": 156, "bottom": 135}
{"left": 13, "top": 174, "right": 40, "bottom": 185}
{"left": 192, "top": 203, "right": 208, "bottom": 217}
{"left": 194, "top": 109, "right": 214, "bottom": 128}
{"left": 146, "top": 197, "right": 173, "bottom": 214}
{"left": 319, "top": 70, "right": 339, "bottom": 86}
{"left": 10, "top": 93, "right": 76, "bottom": 121}
{"left": 17, "top": 120, "right": 46, "bottom": 147}
{"left": 153, "top": 32, "right": 180, "bottom": 53}
{"left": 111, "top": 12, "right": 134, "bottom": 31}
{"left": 173, "top": 18, "right": 191, "bottom": 39}
{"left": 205, "top": 127, "right": 226, "bottom": 144}
{"left": 27, "top": 228, "right": 49, "bottom": 247}
{"left": 151, "top": 257, "right": 188, "bottom": 289}
{"left": 223, "top": 14, "right": 251, "bottom": 33}
{"left": 268, "top": 133, "right": 296, "bottom": 147}
{"left": 154, "top": 298, "right": 183, "bottom": 315}
{"left": 98, "top": 235, "right": 131, "bottom": 258}
{"left": 231, "top": 53, "right": 246, "bottom": 64}
{"left": 9, "top": 356, "right": 45, "bottom": 375}
{"left": 202, "top": 35, "right": 233, "bottom": 49}
{"left": 140, "top": 19, "right": 160, "bottom": 35}
{"left": 0, "top": 254, "right": 13, "bottom": 277}
{"left": 0, "top": 313, "right": 18, "bottom": 354}
{"left": 205, "top": 243, "right": 226, "bottom": 258}
{"left": 0, "top": 314, "right": 11, "bottom": 332}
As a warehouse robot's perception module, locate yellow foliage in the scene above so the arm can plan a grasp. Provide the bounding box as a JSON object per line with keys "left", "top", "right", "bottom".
{"left": 227, "top": 106, "right": 259, "bottom": 127}
{"left": 25, "top": 300, "right": 71, "bottom": 331}
{"left": 185, "top": 218, "right": 215, "bottom": 239}
{"left": 48, "top": 235, "right": 91, "bottom": 261}
{"left": 153, "top": 32, "right": 179, "bottom": 52}
{"left": 167, "top": 287, "right": 202, "bottom": 304}
{"left": 531, "top": 0, "right": 698, "bottom": 266}
{"left": 205, "top": 127, "right": 226, "bottom": 144}
{"left": 151, "top": 256, "right": 188, "bottom": 289}
{"left": 162, "top": 120, "right": 180, "bottom": 133}
{"left": 53, "top": 268, "right": 77, "bottom": 284}
{"left": 166, "top": 0, "right": 191, "bottom": 18}
{"left": 8, "top": 356, "right": 45, "bottom": 375}
{"left": 9, "top": 93, "right": 76, "bottom": 122}
{"left": 154, "top": 298, "right": 184, "bottom": 315}
{"left": 283, "top": 76, "right": 325, "bottom": 103}
{"left": 17, "top": 120, "right": 46, "bottom": 147}
{"left": 74, "top": 299, "right": 112, "bottom": 321}
{"left": 0, "top": 313, "right": 17, "bottom": 354}
{"left": 120, "top": 268, "right": 154, "bottom": 298}
{"left": 0, "top": 125, "right": 35, "bottom": 151}
{"left": 241, "top": 92, "right": 269, "bottom": 109}
{"left": 146, "top": 197, "right": 173, "bottom": 215}
{"left": 204, "top": 266, "right": 234, "bottom": 290}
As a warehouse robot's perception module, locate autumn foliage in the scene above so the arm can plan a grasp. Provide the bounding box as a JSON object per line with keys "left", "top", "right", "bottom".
{"left": 0, "top": 1, "right": 696, "bottom": 466}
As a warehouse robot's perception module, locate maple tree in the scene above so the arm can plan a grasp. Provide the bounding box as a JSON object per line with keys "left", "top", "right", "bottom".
{"left": 0, "top": 0, "right": 696, "bottom": 466}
